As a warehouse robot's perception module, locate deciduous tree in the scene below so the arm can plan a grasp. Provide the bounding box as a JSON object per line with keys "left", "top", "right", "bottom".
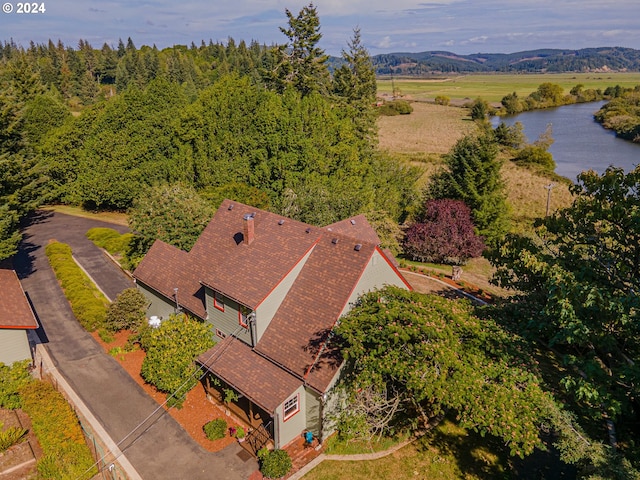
{"left": 128, "top": 183, "right": 214, "bottom": 255}
{"left": 490, "top": 166, "right": 640, "bottom": 458}
{"left": 403, "top": 199, "right": 485, "bottom": 264}
{"left": 332, "top": 286, "right": 553, "bottom": 457}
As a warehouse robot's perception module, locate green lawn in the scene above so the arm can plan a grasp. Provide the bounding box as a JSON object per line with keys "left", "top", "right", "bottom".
{"left": 44, "top": 204, "right": 129, "bottom": 226}
{"left": 378, "top": 72, "right": 640, "bottom": 103}
{"left": 303, "top": 420, "right": 513, "bottom": 480}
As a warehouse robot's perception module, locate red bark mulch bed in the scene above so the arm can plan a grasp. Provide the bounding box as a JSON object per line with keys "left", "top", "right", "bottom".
{"left": 91, "top": 330, "right": 243, "bottom": 453}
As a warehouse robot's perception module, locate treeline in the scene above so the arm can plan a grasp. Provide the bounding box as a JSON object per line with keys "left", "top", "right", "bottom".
{"left": 0, "top": 36, "right": 275, "bottom": 107}
{"left": 0, "top": 4, "right": 419, "bottom": 261}
{"left": 594, "top": 85, "right": 640, "bottom": 142}
{"left": 373, "top": 47, "right": 640, "bottom": 75}
{"left": 497, "top": 82, "right": 606, "bottom": 115}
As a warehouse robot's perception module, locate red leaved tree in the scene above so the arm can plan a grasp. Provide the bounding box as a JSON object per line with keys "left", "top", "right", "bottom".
{"left": 403, "top": 199, "right": 485, "bottom": 264}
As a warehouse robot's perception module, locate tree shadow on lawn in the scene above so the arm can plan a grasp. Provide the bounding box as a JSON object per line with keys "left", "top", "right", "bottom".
{"left": 418, "top": 419, "right": 575, "bottom": 480}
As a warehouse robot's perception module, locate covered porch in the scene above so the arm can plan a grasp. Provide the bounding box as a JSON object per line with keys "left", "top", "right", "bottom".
{"left": 197, "top": 336, "right": 305, "bottom": 452}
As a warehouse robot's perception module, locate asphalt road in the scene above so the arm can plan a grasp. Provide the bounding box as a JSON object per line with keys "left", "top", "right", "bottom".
{"left": 14, "top": 211, "right": 258, "bottom": 479}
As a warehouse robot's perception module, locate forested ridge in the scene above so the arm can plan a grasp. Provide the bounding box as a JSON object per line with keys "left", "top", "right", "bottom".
{"left": 373, "top": 47, "right": 640, "bottom": 75}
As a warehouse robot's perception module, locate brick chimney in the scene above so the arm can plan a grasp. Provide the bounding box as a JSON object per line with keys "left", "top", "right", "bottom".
{"left": 243, "top": 213, "right": 255, "bottom": 245}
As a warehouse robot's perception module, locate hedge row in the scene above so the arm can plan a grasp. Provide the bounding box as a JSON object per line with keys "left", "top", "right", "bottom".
{"left": 20, "top": 381, "right": 97, "bottom": 479}
{"left": 45, "top": 241, "right": 109, "bottom": 331}
{"left": 86, "top": 227, "right": 133, "bottom": 256}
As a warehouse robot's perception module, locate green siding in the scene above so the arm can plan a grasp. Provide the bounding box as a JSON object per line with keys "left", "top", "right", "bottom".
{"left": 276, "top": 385, "right": 306, "bottom": 448}
{"left": 204, "top": 287, "right": 252, "bottom": 345}
{"left": 0, "top": 329, "right": 31, "bottom": 365}
{"left": 137, "top": 282, "right": 177, "bottom": 320}
{"left": 304, "top": 388, "right": 322, "bottom": 438}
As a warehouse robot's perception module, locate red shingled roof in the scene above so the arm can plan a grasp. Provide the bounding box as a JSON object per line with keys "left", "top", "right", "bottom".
{"left": 324, "top": 214, "right": 381, "bottom": 245}
{"left": 254, "top": 233, "right": 376, "bottom": 393}
{"left": 198, "top": 337, "right": 301, "bottom": 413}
{"left": 133, "top": 241, "right": 207, "bottom": 318}
{"left": 193, "top": 201, "right": 321, "bottom": 309}
{"left": 0, "top": 268, "right": 38, "bottom": 329}
{"left": 135, "top": 199, "right": 410, "bottom": 407}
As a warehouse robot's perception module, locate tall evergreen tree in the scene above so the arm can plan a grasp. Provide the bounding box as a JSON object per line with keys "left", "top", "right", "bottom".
{"left": 265, "top": 3, "right": 330, "bottom": 96}
{"left": 429, "top": 132, "right": 509, "bottom": 245}
{"left": 333, "top": 27, "right": 378, "bottom": 149}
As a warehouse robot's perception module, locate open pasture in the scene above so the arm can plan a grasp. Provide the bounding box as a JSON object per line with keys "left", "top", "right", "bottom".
{"left": 377, "top": 72, "right": 640, "bottom": 103}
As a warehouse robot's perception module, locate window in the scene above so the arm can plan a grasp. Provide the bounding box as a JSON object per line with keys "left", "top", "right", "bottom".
{"left": 215, "top": 329, "right": 226, "bottom": 339}
{"left": 238, "top": 305, "right": 251, "bottom": 328}
{"left": 213, "top": 292, "right": 224, "bottom": 311}
{"left": 283, "top": 394, "right": 299, "bottom": 421}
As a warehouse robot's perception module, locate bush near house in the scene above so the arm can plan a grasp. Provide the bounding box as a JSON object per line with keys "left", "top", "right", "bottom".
{"left": 139, "top": 314, "right": 215, "bottom": 408}
{"left": 104, "top": 288, "right": 147, "bottom": 333}
{"left": 258, "top": 448, "right": 293, "bottom": 479}
{"left": 0, "top": 360, "right": 33, "bottom": 409}
{"left": 45, "top": 241, "right": 109, "bottom": 331}
{"left": 203, "top": 418, "right": 227, "bottom": 440}
{"left": 85, "top": 227, "right": 133, "bottom": 255}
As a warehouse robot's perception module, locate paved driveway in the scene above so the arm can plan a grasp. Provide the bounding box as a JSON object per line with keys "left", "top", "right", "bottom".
{"left": 14, "top": 211, "right": 258, "bottom": 479}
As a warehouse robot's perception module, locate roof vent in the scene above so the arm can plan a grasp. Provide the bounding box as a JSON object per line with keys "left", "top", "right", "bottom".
{"left": 228, "top": 204, "right": 234, "bottom": 210}
{"left": 305, "top": 227, "right": 311, "bottom": 234}
{"left": 354, "top": 243, "right": 362, "bottom": 251}
{"left": 350, "top": 219, "right": 356, "bottom": 225}
{"left": 331, "top": 238, "right": 339, "bottom": 245}
{"left": 278, "top": 219, "right": 285, "bottom": 225}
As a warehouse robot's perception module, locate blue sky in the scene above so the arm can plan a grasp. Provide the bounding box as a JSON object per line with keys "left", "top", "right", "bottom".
{"left": 2, "top": 0, "right": 640, "bottom": 56}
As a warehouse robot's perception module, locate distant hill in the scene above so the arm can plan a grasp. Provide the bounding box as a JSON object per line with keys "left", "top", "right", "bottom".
{"left": 370, "top": 47, "right": 640, "bottom": 75}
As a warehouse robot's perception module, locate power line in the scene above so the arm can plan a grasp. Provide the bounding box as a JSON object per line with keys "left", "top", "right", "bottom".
{"left": 74, "top": 322, "right": 246, "bottom": 480}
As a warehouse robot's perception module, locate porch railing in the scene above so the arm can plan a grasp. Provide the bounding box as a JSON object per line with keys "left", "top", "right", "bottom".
{"left": 246, "top": 421, "right": 272, "bottom": 455}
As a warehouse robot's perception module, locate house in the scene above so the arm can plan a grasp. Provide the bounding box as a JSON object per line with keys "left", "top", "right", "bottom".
{"left": 133, "top": 200, "right": 411, "bottom": 450}
{"left": 0, "top": 266, "right": 38, "bottom": 366}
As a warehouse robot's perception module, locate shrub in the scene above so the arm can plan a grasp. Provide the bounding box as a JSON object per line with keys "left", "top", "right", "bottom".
{"left": 514, "top": 145, "right": 556, "bottom": 173}
{"left": 140, "top": 314, "right": 215, "bottom": 408}
{"left": 45, "top": 241, "right": 109, "bottom": 331}
{"left": 105, "top": 288, "right": 147, "bottom": 333}
{"left": 203, "top": 418, "right": 227, "bottom": 440}
{"left": 378, "top": 100, "right": 413, "bottom": 116}
{"left": 0, "top": 360, "right": 33, "bottom": 409}
{"left": 259, "top": 448, "right": 292, "bottom": 479}
{"left": 86, "top": 227, "right": 133, "bottom": 254}
{"left": 0, "top": 425, "right": 27, "bottom": 452}
{"left": 403, "top": 199, "right": 485, "bottom": 265}
{"left": 434, "top": 95, "right": 450, "bottom": 106}
{"left": 97, "top": 328, "right": 115, "bottom": 343}
{"left": 19, "top": 381, "right": 97, "bottom": 479}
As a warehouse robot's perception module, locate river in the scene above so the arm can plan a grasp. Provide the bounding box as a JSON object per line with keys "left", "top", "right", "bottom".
{"left": 492, "top": 101, "right": 640, "bottom": 181}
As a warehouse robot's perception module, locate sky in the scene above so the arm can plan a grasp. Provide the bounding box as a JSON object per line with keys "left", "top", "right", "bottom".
{"left": 1, "top": 0, "right": 640, "bottom": 56}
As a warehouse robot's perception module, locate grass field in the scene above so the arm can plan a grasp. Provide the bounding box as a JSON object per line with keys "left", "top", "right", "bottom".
{"left": 303, "top": 420, "right": 513, "bottom": 480}
{"left": 378, "top": 72, "right": 640, "bottom": 103}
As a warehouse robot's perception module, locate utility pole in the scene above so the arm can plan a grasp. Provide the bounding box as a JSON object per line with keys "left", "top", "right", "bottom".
{"left": 544, "top": 183, "right": 555, "bottom": 216}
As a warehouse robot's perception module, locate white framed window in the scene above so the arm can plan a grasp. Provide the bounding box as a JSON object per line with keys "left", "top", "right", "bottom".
{"left": 283, "top": 394, "right": 299, "bottom": 421}
{"left": 213, "top": 292, "right": 224, "bottom": 312}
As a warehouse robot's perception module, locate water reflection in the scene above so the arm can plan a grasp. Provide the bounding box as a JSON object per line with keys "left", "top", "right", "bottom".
{"left": 492, "top": 101, "right": 640, "bottom": 181}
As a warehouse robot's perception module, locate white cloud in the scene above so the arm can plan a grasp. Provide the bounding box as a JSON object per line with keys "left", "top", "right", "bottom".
{"left": 3, "top": 0, "right": 640, "bottom": 55}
